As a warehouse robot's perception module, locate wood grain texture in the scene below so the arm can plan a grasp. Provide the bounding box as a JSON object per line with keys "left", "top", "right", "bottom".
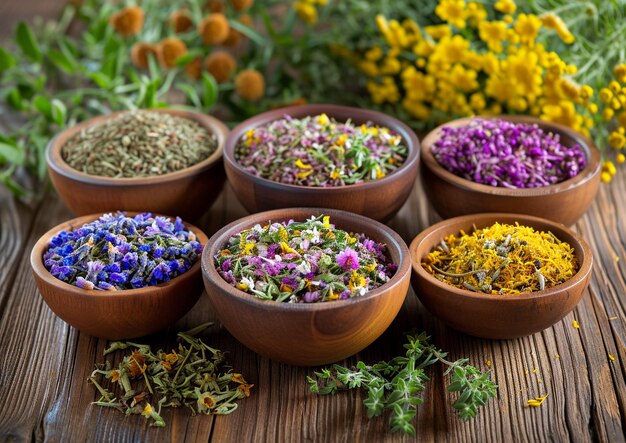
{"left": 1, "top": 2, "right": 626, "bottom": 442}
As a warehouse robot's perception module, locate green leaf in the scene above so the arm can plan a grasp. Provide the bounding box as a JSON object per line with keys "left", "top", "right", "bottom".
{"left": 33, "top": 95, "right": 53, "bottom": 120}
{"left": 0, "top": 168, "right": 28, "bottom": 197}
{"left": 174, "top": 53, "right": 195, "bottom": 67}
{"left": 0, "top": 142, "right": 24, "bottom": 165}
{"left": 51, "top": 99, "right": 67, "bottom": 126}
{"left": 6, "top": 88, "right": 25, "bottom": 110}
{"left": 32, "top": 135, "right": 48, "bottom": 180}
{"left": 87, "top": 72, "right": 112, "bottom": 89}
{"left": 15, "top": 22, "right": 42, "bottom": 62}
{"left": 49, "top": 49, "right": 76, "bottom": 74}
{"left": 0, "top": 47, "right": 16, "bottom": 71}
{"left": 229, "top": 20, "right": 269, "bottom": 47}
{"left": 201, "top": 73, "right": 218, "bottom": 110}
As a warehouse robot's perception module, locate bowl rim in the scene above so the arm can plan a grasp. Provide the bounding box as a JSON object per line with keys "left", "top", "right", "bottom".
{"left": 223, "top": 103, "right": 420, "bottom": 193}
{"left": 201, "top": 207, "right": 411, "bottom": 311}
{"left": 46, "top": 108, "right": 228, "bottom": 186}
{"left": 420, "top": 115, "right": 602, "bottom": 197}
{"left": 30, "top": 212, "right": 209, "bottom": 300}
{"left": 409, "top": 212, "right": 593, "bottom": 302}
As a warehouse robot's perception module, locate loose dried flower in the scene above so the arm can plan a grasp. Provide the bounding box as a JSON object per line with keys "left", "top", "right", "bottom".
{"left": 130, "top": 42, "right": 157, "bottom": 69}
{"left": 61, "top": 110, "right": 217, "bottom": 178}
{"left": 422, "top": 222, "right": 578, "bottom": 295}
{"left": 157, "top": 37, "right": 188, "bottom": 68}
{"left": 199, "top": 13, "right": 230, "bottom": 45}
{"left": 44, "top": 212, "right": 202, "bottom": 290}
{"left": 234, "top": 69, "right": 265, "bottom": 101}
{"left": 432, "top": 118, "right": 587, "bottom": 188}
{"left": 170, "top": 10, "right": 193, "bottom": 33}
{"left": 205, "top": 51, "right": 237, "bottom": 83}
{"left": 235, "top": 113, "right": 407, "bottom": 186}
{"left": 109, "top": 5, "right": 144, "bottom": 37}
{"left": 214, "top": 215, "right": 397, "bottom": 303}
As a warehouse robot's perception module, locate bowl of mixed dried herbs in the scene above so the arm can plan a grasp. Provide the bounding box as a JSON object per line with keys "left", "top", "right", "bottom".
{"left": 30, "top": 212, "right": 208, "bottom": 339}
{"left": 409, "top": 213, "right": 593, "bottom": 339}
{"left": 223, "top": 104, "right": 420, "bottom": 222}
{"left": 420, "top": 115, "right": 601, "bottom": 226}
{"left": 46, "top": 109, "right": 228, "bottom": 220}
{"left": 201, "top": 207, "right": 412, "bottom": 365}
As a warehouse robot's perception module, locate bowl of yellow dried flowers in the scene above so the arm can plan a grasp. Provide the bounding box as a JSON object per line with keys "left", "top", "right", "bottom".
{"left": 420, "top": 115, "right": 601, "bottom": 226}
{"left": 46, "top": 109, "right": 228, "bottom": 221}
{"left": 201, "top": 207, "right": 411, "bottom": 365}
{"left": 223, "top": 104, "right": 420, "bottom": 222}
{"left": 410, "top": 213, "right": 593, "bottom": 339}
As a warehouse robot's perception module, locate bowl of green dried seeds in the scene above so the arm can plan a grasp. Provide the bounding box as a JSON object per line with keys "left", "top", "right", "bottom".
{"left": 46, "top": 109, "right": 228, "bottom": 220}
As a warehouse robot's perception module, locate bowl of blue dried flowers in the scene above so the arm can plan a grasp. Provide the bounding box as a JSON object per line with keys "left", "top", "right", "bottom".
{"left": 30, "top": 212, "right": 208, "bottom": 340}
{"left": 420, "top": 115, "right": 601, "bottom": 226}
{"left": 201, "top": 207, "right": 412, "bottom": 366}
{"left": 223, "top": 104, "right": 420, "bottom": 222}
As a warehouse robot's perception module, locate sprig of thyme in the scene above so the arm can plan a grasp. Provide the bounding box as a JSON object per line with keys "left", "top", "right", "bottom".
{"left": 307, "top": 332, "right": 497, "bottom": 435}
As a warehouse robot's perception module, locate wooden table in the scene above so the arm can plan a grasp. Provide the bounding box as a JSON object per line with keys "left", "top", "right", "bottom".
{"left": 1, "top": 3, "right": 625, "bottom": 442}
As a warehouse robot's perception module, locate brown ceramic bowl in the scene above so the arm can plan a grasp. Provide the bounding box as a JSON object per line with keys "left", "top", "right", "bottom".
{"left": 420, "top": 115, "right": 601, "bottom": 226}
{"left": 201, "top": 207, "right": 411, "bottom": 366}
{"left": 30, "top": 213, "right": 208, "bottom": 340}
{"left": 46, "top": 109, "right": 228, "bottom": 221}
{"left": 409, "top": 213, "right": 593, "bottom": 339}
{"left": 223, "top": 104, "right": 420, "bottom": 222}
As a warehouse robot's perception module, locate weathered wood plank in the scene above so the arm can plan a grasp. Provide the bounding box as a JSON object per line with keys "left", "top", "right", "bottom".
{"left": 1, "top": 1, "right": 626, "bottom": 441}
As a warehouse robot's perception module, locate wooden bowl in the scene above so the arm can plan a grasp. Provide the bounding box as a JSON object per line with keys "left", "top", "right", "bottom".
{"left": 420, "top": 116, "right": 601, "bottom": 226}
{"left": 409, "top": 213, "right": 593, "bottom": 339}
{"left": 223, "top": 104, "right": 420, "bottom": 222}
{"left": 30, "top": 213, "right": 208, "bottom": 340}
{"left": 46, "top": 109, "right": 228, "bottom": 221}
{"left": 201, "top": 208, "right": 411, "bottom": 366}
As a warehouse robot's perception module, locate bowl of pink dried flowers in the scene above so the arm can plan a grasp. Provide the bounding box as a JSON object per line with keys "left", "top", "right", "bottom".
{"left": 420, "top": 115, "right": 601, "bottom": 226}
{"left": 201, "top": 207, "right": 411, "bottom": 366}
{"left": 223, "top": 104, "right": 420, "bottom": 222}
{"left": 30, "top": 212, "right": 208, "bottom": 340}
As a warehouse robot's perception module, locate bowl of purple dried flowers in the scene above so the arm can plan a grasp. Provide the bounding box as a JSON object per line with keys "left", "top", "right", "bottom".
{"left": 420, "top": 115, "right": 601, "bottom": 226}
{"left": 201, "top": 207, "right": 411, "bottom": 366}
{"left": 30, "top": 212, "right": 208, "bottom": 340}
{"left": 223, "top": 104, "right": 420, "bottom": 222}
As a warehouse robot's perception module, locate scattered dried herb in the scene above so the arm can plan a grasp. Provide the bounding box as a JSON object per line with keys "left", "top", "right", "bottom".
{"left": 43, "top": 212, "right": 202, "bottom": 290}
{"left": 88, "top": 323, "right": 253, "bottom": 427}
{"left": 432, "top": 118, "right": 587, "bottom": 188}
{"left": 214, "top": 214, "right": 397, "bottom": 303}
{"left": 307, "top": 332, "right": 497, "bottom": 435}
{"left": 234, "top": 113, "right": 407, "bottom": 186}
{"left": 422, "top": 222, "right": 578, "bottom": 295}
{"left": 62, "top": 111, "right": 217, "bottom": 178}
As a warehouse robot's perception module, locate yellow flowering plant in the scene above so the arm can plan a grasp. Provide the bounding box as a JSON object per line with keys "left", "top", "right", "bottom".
{"left": 338, "top": 0, "right": 624, "bottom": 181}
